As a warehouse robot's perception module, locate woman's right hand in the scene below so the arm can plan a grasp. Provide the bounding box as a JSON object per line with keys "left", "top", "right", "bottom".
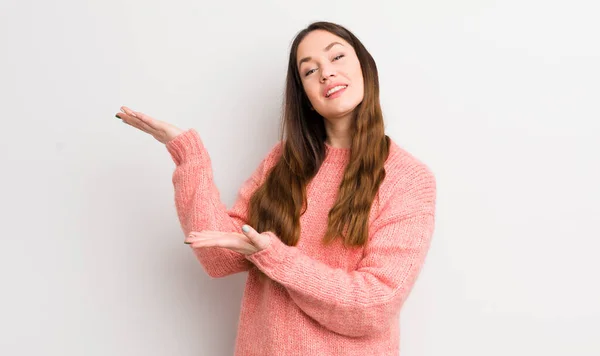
{"left": 115, "top": 106, "right": 184, "bottom": 144}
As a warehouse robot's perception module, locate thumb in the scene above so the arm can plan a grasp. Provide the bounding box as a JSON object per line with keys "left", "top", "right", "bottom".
{"left": 241, "top": 224, "right": 270, "bottom": 250}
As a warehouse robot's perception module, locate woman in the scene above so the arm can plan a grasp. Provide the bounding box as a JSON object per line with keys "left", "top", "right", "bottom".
{"left": 115, "top": 21, "right": 436, "bottom": 356}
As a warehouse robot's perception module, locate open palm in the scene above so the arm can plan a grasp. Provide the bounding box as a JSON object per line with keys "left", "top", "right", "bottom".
{"left": 115, "top": 106, "right": 184, "bottom": 144}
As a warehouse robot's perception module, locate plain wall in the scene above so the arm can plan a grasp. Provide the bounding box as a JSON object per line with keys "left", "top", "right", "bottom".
{"left": 1, "top": 0, "right": 598, "bottom": 355}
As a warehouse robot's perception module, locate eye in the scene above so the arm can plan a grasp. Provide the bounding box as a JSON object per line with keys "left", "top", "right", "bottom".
{"left": 305, "top": 68, "right": 316, "bottom": 77}
{"left": 303, "top": 54, "right": 345, "bottom": 77}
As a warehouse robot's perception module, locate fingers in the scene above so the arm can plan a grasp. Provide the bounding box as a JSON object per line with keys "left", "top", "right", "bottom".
{"left": 117, "top": 107, "right": 155, "bottom": 134}
{"left": 187, "top": 231, "right": 252, "bottom": 244}
{"left": 119, "top": 113, "right": 152, "bottom": 134}
{"left": 186, "top": 235, "right": 255, "bottom": 254}
{"left": 121, "top": 106, "right": 160, "bottom": 130}
{"left": 121, "top": 106, "right": 137, "bottom": 118}
{"left": 122, "top": 107, "right": 154, "bottom": 127}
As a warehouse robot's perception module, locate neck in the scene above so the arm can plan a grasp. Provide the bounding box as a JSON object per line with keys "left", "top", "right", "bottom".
{"left": 323, "top": 113, "right": 353, "bottom": 149}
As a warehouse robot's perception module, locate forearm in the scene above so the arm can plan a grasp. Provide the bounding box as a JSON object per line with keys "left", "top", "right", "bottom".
{"left": 246, "top": 213, "right": 435, "bottom": 337}
{"left": 168, "top": 129, "right": 251, "bottom": 278}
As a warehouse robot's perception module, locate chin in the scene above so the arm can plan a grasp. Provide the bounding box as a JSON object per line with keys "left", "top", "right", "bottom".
{"left": 322, "top": 109, "right": 357, "bottom": 120}
{"left": 329, "top": 102, "right": 360, "bottom": 116}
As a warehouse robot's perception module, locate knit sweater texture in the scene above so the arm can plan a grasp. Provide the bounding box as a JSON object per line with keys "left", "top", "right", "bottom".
{"left": 165, "top": 128, "right": 437, "bottom": 356}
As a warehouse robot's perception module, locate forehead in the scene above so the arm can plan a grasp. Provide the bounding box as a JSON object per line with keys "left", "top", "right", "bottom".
{"left": 297, "top": 30, "right": 351, "bottom": 57}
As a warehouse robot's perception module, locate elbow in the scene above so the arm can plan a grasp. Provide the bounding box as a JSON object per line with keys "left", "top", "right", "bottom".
{"left": 360, "top": 317, "right": 394, "bottom": 337}
{"left": 205, "top": 269, "right": 227, "bottom": 279}
{"left": 204, "top": 266, "right": 236, "bottom": 279}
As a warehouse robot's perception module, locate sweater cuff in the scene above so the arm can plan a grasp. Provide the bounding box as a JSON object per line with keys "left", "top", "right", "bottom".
{"left": 245, "top": 231, "right": 295, "bottom": 275}
{"left": 165, "top": 128, "right": 207, "bottom": 165}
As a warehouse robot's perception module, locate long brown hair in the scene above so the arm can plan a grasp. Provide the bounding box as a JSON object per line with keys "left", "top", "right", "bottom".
{"left": 247, "top": 21, "right": 390, "bottom": 248}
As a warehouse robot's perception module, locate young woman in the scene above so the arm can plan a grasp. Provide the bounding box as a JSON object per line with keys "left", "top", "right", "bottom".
{"left": 116, "top": 21, "right": 436, "bottom": 356}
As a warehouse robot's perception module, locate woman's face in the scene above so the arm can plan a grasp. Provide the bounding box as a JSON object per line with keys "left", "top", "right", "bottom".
{"left": 296, "top": 30, "right": 364, "bottom": 121}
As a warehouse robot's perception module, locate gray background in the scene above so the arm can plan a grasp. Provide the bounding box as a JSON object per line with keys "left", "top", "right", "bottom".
{"left": 1, "top": 0, "right": 598, "bottom": 355}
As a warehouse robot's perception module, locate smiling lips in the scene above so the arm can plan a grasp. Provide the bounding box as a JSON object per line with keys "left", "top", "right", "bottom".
{"left": 324, "top": 84, "right": 348, "bottom": 98}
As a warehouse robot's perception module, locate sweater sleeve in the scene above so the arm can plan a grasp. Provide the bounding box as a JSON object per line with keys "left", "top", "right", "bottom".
{"left": 245, "top": 169, "right": 436, "bottom": 337}
{"left": 166, "top": 128, "right": 279, "bottom": 278}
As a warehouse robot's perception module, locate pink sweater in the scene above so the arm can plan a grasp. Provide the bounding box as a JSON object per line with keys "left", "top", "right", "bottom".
{"left": 166, "top": 129, "right": 437, "bottom": 356}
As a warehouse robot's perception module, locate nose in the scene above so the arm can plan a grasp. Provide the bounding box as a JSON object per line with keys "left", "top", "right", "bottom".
{"left": 320, "top": 64, "right": 336, "bottom": 83}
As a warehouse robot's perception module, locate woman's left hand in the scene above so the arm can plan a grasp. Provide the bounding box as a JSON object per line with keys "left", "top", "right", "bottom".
{"left": 184, "top": 225, "right": 271, "bottom": 255}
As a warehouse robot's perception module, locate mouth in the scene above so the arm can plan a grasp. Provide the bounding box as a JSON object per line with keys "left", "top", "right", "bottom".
{"left": 324, "top": 84, "right": 348, "bottom": 98}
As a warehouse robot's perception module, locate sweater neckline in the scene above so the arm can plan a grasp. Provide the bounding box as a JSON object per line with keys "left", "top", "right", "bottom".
{"left": 324, "top": 142, "right": 350, "bottom": 164}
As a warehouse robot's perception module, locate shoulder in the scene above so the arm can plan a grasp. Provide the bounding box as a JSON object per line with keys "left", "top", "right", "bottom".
{"left": 256, "top": 140, "right": 284, "bottom": 176}
{"left": 384, "top": 138, "right": 436, "bottom": 186}
{"left": 265, "top": 140, "right": 284, "bottom": 164}
{"left": 377, "top": 137, "right": 437, "bottom": 215}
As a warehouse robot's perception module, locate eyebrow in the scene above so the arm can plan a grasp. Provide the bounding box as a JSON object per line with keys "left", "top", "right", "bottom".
{"left": 297, "top": 41, "right": 344, "bottom": 68}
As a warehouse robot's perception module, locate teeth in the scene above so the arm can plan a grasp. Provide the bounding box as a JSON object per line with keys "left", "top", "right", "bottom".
{"left": 326, "top": 85, "right": 347, "bottom": 97}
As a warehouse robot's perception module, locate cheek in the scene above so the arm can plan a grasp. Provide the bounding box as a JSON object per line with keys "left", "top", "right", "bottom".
{"left": 342, "top": 63, "right": 364, "bottom": 95}
{"left": 351, "top": 68, "right": 365, "bottom": 98}
{"left": 352, "top": 66, "right": 363, "bottom": 85}
{"left": 303, "top": 82, "right": 321, "bottom": 102}
{"left": 356, "top": 76, "right": 365, "bottom": 98}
